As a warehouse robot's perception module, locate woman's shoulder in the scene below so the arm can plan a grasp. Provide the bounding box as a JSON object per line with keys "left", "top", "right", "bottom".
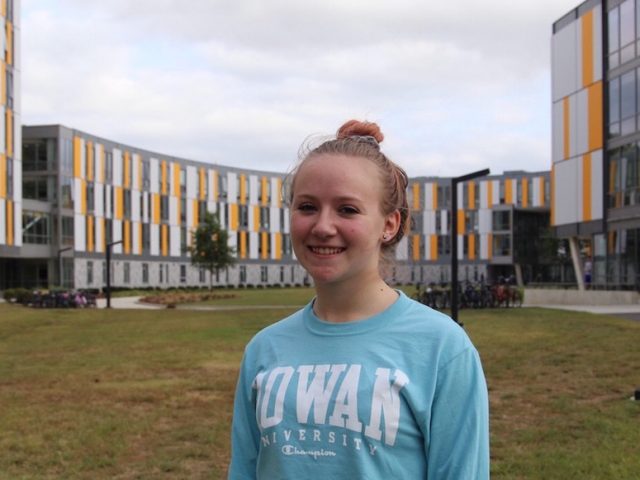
{"left": 245, "top": 306, "right": 308, "bottom": 349}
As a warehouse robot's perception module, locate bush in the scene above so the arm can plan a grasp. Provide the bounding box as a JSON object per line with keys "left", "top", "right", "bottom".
{"left": 3, "top": 288, "right": 32, "bottom": 304}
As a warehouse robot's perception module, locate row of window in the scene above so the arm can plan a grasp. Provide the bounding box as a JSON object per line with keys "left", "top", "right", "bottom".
{"left": 608, "top": 141, "right": 640, "bottom": 208}
{"left": 608, "top": 66, "right": 640, "bottom": 138}
{"left": 608, "top": 0, "right": 640, "bottom": 70}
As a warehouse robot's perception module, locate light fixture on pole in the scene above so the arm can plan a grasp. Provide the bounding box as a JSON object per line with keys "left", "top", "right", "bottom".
{"left": 105, "top": 240, "right": 123, "bottom": 308}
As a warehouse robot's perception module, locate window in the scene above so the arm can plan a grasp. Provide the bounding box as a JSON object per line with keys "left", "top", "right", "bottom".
{"left": 180, "top": 198, "right": 186, "bottom": 224}
{"left": 23, "top": 177, "right": 50, "bottom": 201}
{"left": 282, "top": 234, "right": 292, "bottom": 256}
{"left": 239, "top": 265, "right": 247, "bottom": 284}
{"left": 608, "top": 0, "right": 637, "bottom": 68}
{"left": 62, "top": 216, "right": 74, "bottom": 245}
{"left": 159, "top": 264, "right": 164, "bottom": 283}
{"left": 261, "top": 266, "right": 268, "bottom": 283}
{"left": 280, "top": 266, "right": 285, "bottom": 283}
{"left": 199, "top": 267, "right": 206, "bottom": 283}
{"left": 142, "top": 263, "right": 149, "bottom": 284}
{"left": 124, "top": 262, "right": 130, "bottom": 284}
{"left": 87, "top": 261, "right": 94, "bottom": 285}
{"left": 87, "top": 183, "right": 95, "bottom": 213}
{"left": 180, "top": 227, "right": 187, "bottom": 254}
{"left": 180, "top": 265, "right": 187, "bottom": 283}
{"left": 23, "top": 140, "right": 55, "bottom": 171}
{"left": 437, "top": 235, "right": 451, "bottom": 257}
{"left": 492, "top": 211, "right": 511, "bottom": 231}
{"left": 105, "top": 151, "right": 113, "bottom": 183}
{"left": 239, "top": 205, "right": 249, "bottom": 228}
{"left": 493, "top": 234, "right": 511, "bottom": 257}
{"left": 260, "top": 207, "right": 270, "bottom": 230}
{"left": 102, "top": 261, "right": 107, "bottom": 284}
{"left": 160, "top": 195, "right": 169, "bottom": 221}
{"left": 123, "top": 189, "right": 131, "bottom": 218}
{"left": 142, "top": 224, "right": 150, "bottom": 253}
{"left": 22, "top": 211, "right": 50, "bottom": 244}
{"left": 142, "top": 159, "right": 150, "bottom": 189}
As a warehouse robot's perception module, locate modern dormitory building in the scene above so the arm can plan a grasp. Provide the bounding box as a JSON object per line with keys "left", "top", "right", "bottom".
{"left": 552, "top": 0, "right": 640, "bottom": 289}
{"left": 5, "top": 0, "right": 640, "bottom": 291}
{"left": 9, "top": 123, "right": 552, "bottom": 291}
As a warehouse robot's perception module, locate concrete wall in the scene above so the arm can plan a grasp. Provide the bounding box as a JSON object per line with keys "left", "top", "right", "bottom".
{"left": 524, "top": 288, "right": 640, "bottom": 306}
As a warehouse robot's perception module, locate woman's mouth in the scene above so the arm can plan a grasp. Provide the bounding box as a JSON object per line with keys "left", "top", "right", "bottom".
{"left": 309, "top": 246, "right": 345, "bottom": 255}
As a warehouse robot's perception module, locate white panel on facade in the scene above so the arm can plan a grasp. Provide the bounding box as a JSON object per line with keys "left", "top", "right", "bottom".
{"left": 142, "top": 192, "right": 149, "bottom": 223}
{"left": 227, "top": 172, "right": 238, "bottom": 201}
{"left": 0, "top": 18, "right": 5, "bottom": 60}
{"left": 95, "top": 218, "right": 104, "bottom": 253}
{"left": 186, "top": 196, "right": 194, "bottom": 228}
{"left": 113, "top": 149, "right": 122, "bottom": 187}
{"left": 0, "top": 199, "right": 5, "bottom": 244}
{"left": 13, "top": 202, "right": 21, "bottom": 246}
{"left": 228, "top": 229, "right": 238, "bottom": 250}
{"left": 552, "top": 20, "right": 579, "bottom": 101}
{"left": 150, "top": 158, "right": 159, "bottom": 194}
{"left": 112, "top": 220, "right": 123, "bottom": 253}
{"left": 480, "top": 234, "right": 489, "bottom": 260}
{"left": 479, "top": 181, "right": 488, "bottom": 209}
{"left": 13, "top": 150, "right": 21, "bottom": 199}
{"left": 208, "top": 170, "right": 216, "bottom": 202}
{"left": 270, "top": 206, "right": 279, "bottom": 233}
{"left": 78, "top": 137, "right": 86, "bottom": 178}
{"left": 131, "top": 154, "right": 140, "bottom": 192}
{"left": 150, "top": 224, "right": 159, "bottom": 256}
{"left": 248, "top": 203, "right": 256, "bottom": 233}
{"left": 593, "top": 6, "right": 603, "bottom": 82}
{"left": 510, "top": 179, "right": 518, "bottom": 206}
{"left": 131, "top": 191, "right": 140, "bottom": 222}
{"left": 207, "top": 201, "right": 217, "bottom": 215}
{"left": 169, "top": 163, "right": 178, "bottom": 198}
{"left": 576, "top": 155, "right": 584, "bottom": 222}
{"left": 132, "top": 221, "right": 140, "bottom": 255}
{"left": 14, "top": 113, "right": 21, "bottom": 162}
{"left": 423, "top": 210, "right": 436, "bottom": 235}
{"left": 95, "top": 183, "right": 104, "bottom": 216}
{"left": 271, "top": 177, "right": 281, "bottom": 207}
{"left": 423, "top": 183, "right": 433, "bottom": 211}
{"left": 249, "top": 232, "right": 259, "bottom": 259}
{"left": 186, "top": 166, "right": 197, "bottom": 199}
{"left": 554, "top": 159, "right": 579, "bottom": 226}
{"left": 169, "top": 197, "right": 177, "bottom": 225}
{"left": 478, "top": 209, "right": 491, "bottom": 235}
{"left": 218, "top": 202, "right": 226, "bottom": 227}
{"left": 74, "top": 178, "right": 83, "bottom": 214}
{"left": 591, "top": 149, "right": 604, "bottom": 221}
{"left": 105, "top": 185, "right": 112, "bottom": 219}
{"left": 569, "top": 94, "right": 578, "bottom": 159}
{"left": 283, "top": 208, "right": 290, "bottom": 233}
{"left": 532, "top": 178, "right": 541, "bottom": 207}
{"left": 249, "top": 175, "right": 258, "bottom": 205}
{"left": 74, "top": 214, "right": 85, "bottom": 252}
{"left": 575, "top": 89, "right": 589, "bottom": 157}
{"left": 440, "top": 210, "right": 448, "bottom": 235}
{"left": 95, "top": 144, "right": 103, "bottom": 183}
{"left": 457, "top": 235, "right": 464, "bottom": 260}
{"left": 491, "top": 180, "right": 499, "bottom": 206}
{"left": 170, "top": 226, "right": 180, "bottom": 257}
{"left": 13, "top": 54, "right": 21, "bottom": 117}
{"left": 396, "top": 236, "right": 408, "bottom": 261}
{"left": 552, "top": 101, "right": 564, "bottom": 163}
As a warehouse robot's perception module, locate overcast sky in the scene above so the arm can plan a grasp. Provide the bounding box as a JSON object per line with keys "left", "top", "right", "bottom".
{"left": 21, "top": 0, "right": 579, "bottom": 177}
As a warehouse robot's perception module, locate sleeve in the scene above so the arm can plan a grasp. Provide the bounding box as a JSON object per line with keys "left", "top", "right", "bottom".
{"left": 426, "top": 347, "right": 490, "bottom": 480}
{"left": 228, "top": 350, "right": 262, "bottom": 480}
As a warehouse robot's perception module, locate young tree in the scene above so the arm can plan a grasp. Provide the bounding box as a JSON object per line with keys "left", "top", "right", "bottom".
{"left": 189, "top": 212, "right": 236, "bottom": 289}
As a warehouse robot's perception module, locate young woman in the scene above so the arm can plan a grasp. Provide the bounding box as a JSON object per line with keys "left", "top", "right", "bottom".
{"left": 229, "top": 120, "right": 489, "bottom": 479}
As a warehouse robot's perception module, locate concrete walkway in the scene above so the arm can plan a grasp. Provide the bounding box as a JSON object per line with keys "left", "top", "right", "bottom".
{"left": 96, "top": 296, "right": 164, "bottom": 309}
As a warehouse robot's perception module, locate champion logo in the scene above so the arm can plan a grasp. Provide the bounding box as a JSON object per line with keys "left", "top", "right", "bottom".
{"left": 281, "top": 445, "right": 337, "bottom": 459}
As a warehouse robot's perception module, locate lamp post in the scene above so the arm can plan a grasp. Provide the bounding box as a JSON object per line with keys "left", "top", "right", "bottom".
{"left": 57, "top": 246, "right": 73, "bottom": 288}
{"left": 451, "top": 168, "right": 490, "bottom": 326}
{"left": 105, "top": 240, "right": 123, "bottom": 308}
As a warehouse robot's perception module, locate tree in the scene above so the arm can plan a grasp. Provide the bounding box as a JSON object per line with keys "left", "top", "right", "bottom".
{"left": 189, "top": 212, "right": 236, "bottom": 289}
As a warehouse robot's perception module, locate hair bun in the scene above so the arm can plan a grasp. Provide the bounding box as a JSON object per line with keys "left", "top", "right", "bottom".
{"left": 336, "top": 120, "right": 384, "bottom": 144}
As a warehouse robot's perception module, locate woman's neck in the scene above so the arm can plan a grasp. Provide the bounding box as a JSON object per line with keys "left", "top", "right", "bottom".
{"left": 312, "top": 275, "right": 398, "bottom": 323}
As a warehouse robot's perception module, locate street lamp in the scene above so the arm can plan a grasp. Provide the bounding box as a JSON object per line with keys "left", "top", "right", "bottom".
{"left": 105, "top": 240, "right": 123, "bottom": 308}
{"left": 57, "top": 246, "right": 73, "bottom": 288}
{"left": 451, "top": 168, "right": 490, "bottom": 326}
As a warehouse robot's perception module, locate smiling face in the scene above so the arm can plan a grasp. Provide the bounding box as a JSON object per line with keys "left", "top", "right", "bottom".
{"left": 290, "top": 154, "right": 400, "bottom": 288}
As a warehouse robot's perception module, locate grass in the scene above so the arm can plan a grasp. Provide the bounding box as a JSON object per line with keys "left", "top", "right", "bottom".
{"left": 0, "top": 293, "right": 639, "bottom": 479}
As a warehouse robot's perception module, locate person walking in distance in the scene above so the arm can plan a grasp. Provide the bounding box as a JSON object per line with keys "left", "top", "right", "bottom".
{"left": 229, "top": 120, "right": 490, "bottom": 479}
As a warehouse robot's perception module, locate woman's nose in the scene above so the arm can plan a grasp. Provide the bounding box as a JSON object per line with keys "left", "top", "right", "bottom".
{"left": 310, "top": 210, "right": 336, "bottom": 237}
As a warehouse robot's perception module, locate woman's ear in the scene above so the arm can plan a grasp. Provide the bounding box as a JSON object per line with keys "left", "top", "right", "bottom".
{"left": 382, "top": 209, "right": 402, "bottom": 242}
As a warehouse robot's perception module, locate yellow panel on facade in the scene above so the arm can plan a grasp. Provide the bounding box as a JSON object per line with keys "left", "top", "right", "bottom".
{"left": 583, "top": 153, "right": 592, "bottom": 221}
{"left": 551, "top": 167, "right": 556, "bottom": 225}
{"left": 80, "top": 179, "right": 87, "bottom": 214}
{"left": 173, "top": 163, "right": 181, "bottom": 197}
{"left": 193, "top": 199, "right": 199, "bottom": 227}
{"left": 230, "top": 203, "right": 239, "bottom": 230}
{"left": 261, "top": 232, "right": 268, "bottom": 260}
{"left": 87, "top": 216, "right": 94, "bottom": 252}
{"left": 138, "top": 156, "right": 143, "bottom": 190}
{"left": 153, "top": 194, "right": 160, "bottom": 224}
{"left": 199, "top": 168, "right": 206, "bottom": 201}
{"left": 6, "top": 200, "right": 12, "bottom": 245}
{"left": 86, "top": 142, "right": 93, "bottom": 181}
{"left": 161, "top": 225, "right": 168, "bottom": 256}
{"left": 115, "top": 187, "right": 123, "bottom": 220}
{"left": 100, "top": 217, "right": 106, "bottom": 252}
{"left": 521, "top": 178, "right": 528, "bottom": 208}
{"left": 0, "top": 154, "right": 5, "bottom": 198}
{"left": 253, "top": 205, "right": 260, "bottom": 232}
{"left": 138, "top": 222, "right": 143, "bottom": 255}
{"left": 432, "top": 185, "right": 438, "bottom": 210}
{"left": 412, "top": 234, "right": 420, "bottom": 261}
{"left": 0, "top": 1, "right": 5, "bottom": 20}
{"left": 563, "top": 97, "right": 570, "bottom": 160}
{"left": 124, "top": 221, "right": 131, "bottom": 254}
{"left": 261, "top": 177, "right": 268, "bottom": 206}
{"left": 73, "top": 136, "right": 82, "bottom": 178}
{"left": 5, "top": 108, "right": 12, "bottom": 158}
{"left": 123, "top": 152, "right": 130, "bottom": 188}
{"left": 274, "top": 232, "right": 282, "bottom": 260}
{"left": 588, "top": 82, "right": 603, "bottom": 151}
{"left": 176, "top": 196, "right": 181, "bottom": 226}
{"left": 468, "top": 234, "right": 476, "bottom": 260}
{"left": 239, "top": 175, "right": 247, "bottom": 205}
{"left": 161, "top": 161, "right": 167, "bottom": 195}
{"left": 457, "top": 209, "right": 464, "bottom": 233}
{"left": 412, "top": 183, "right": 420, "bottom": 211}
{"left": 99, "top": 145, "right": 105, "bottom": 183}
{"left": 0, "top": 61, "right": 5, "bottom": 106}
{"left": 487, "top": 233, "right": 493, "bottom": 259}
{"left": 240, "top": 231, "right": 247, "bottom": 259}
{"left": 468, "top": 181, "right": 475, "bottom": 209}
{"left": 430, "top": 235, "right": 438, "bottom": 260}
{"left": 276, "top": 179, "right": 282, "bottom": 208}
{"left": 505, "top": 180, "right": 513, "bottom": 204}
{"left": 212, "top": 170, "right": 218, "bottom": 199}
{"left": 487, "top": 181, "right": 493, "bottom": 207}
{"left": 5, "top": 21, "right": 12, "bottom": 66}
{"left": 539, "top": 177, "right": 545, "bottom": 207}
{"left": 582, "top": 9, "right": 594, "bottom": 87}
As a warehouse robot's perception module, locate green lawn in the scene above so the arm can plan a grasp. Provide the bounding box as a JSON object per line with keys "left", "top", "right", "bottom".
{"left": 0, "top": 295, "right": 638, "bottom": 479}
